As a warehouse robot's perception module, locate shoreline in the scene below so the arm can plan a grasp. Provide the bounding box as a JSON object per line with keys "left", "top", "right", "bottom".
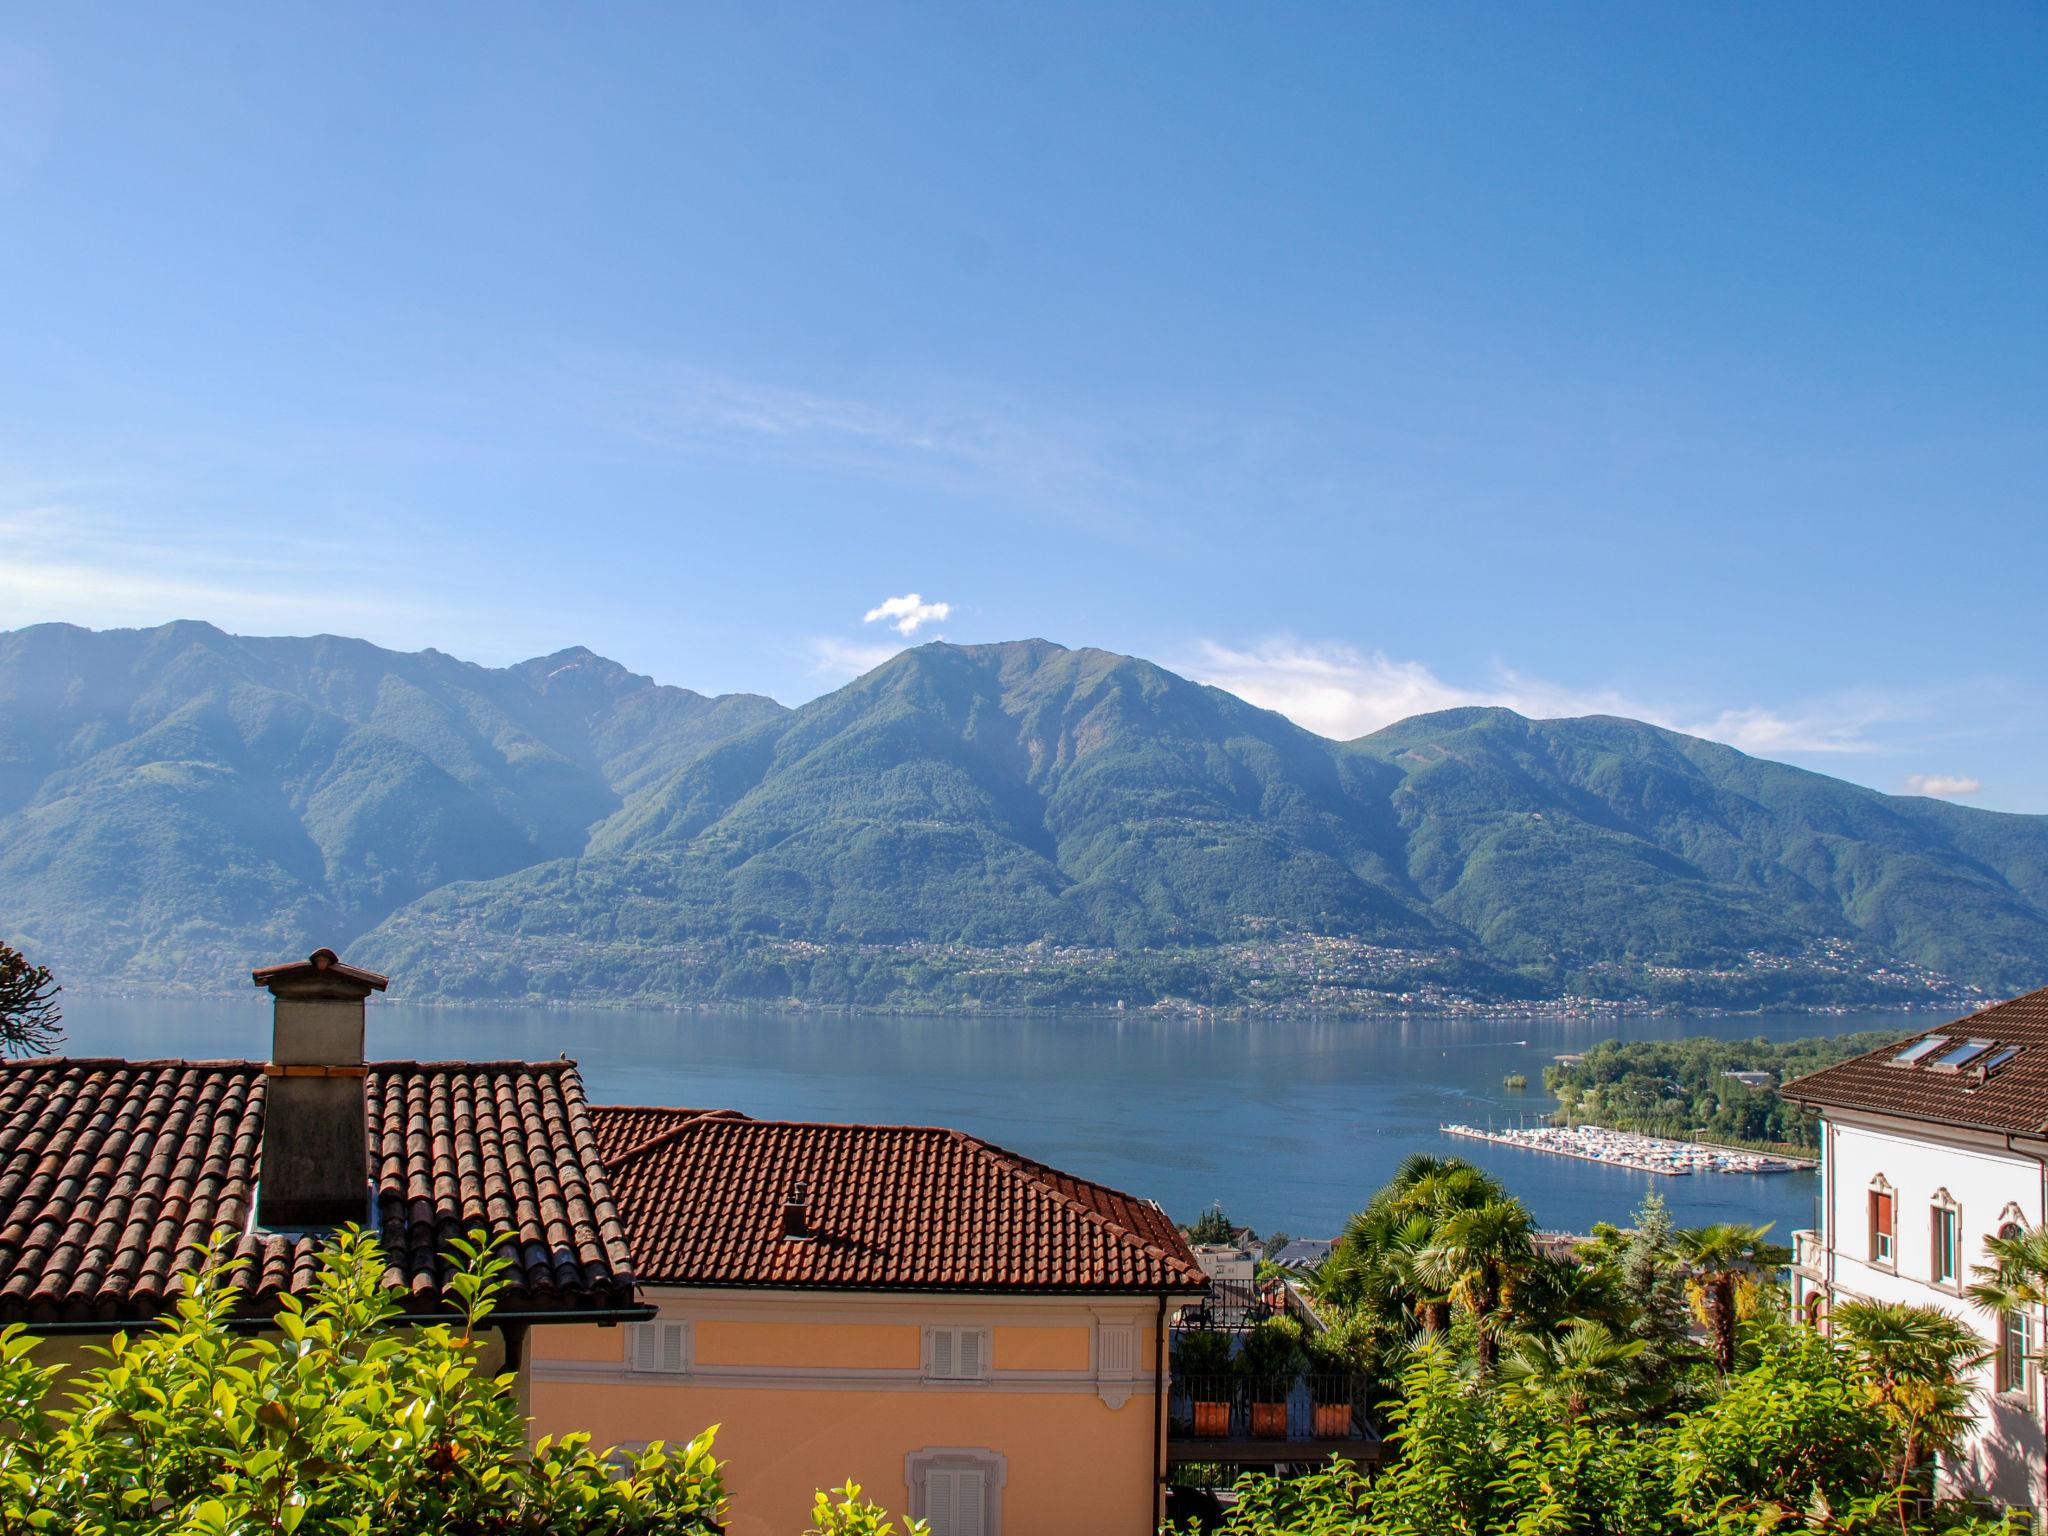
{"left": 54, "top": 983, "right": 1966, "bottom": 1025}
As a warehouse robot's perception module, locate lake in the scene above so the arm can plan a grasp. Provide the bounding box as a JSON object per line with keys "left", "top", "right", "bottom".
{"left": 54, "top": 996, "right": 1922, "bottom": 1241}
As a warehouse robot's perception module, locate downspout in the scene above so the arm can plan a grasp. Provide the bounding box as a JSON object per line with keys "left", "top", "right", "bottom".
{"left": 1154, "top": 1292, "right": 1168, "bottom": 1531}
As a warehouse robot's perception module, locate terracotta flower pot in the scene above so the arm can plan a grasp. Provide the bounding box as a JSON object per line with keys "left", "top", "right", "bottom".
{"left": 1193, "top": 1400, "right": 1231, "bottom": 1438}
{"left": 1312, "top": 1402, "right": 1353, "bottom": 1437}
{"left": 1251, "top": 1402, "right": 1288, "bottom": 1439}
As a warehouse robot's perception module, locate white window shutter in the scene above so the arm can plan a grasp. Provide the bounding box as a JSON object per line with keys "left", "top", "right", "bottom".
{"left": 954, "top": 1469, "right": 986, "bottom": 1536}
{"left": 926, "top": 1471, "right": 956, "bottom": 1535}
{"left": 959, "top": 1329, "right": 982, "bottom": 1379}
{"left": 630, "top": 1322, "right": 660, "bottom": 1372}
{"left": 661, "top": 1322, "right": 686, "bottom": 1373}
{"left": 932, "top": 1327, "right": 954, "bottom": 1378}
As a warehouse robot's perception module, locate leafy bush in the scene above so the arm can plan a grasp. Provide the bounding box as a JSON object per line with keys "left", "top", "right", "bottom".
{"left": 0, "top": 1226, "right": 726, "bottom": 1535}
{"left": 1237, "top": 1316, "right": 1308, "bottom": 1399}
{"left": 1175, "top": 1327, "right": 1236, "bottom": 1383}
{"left": 806, "top": 1481, "right": 929, "bottom": 1535}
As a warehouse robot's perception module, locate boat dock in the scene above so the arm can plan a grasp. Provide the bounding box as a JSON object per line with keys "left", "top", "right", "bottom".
{"left": 1441, "top": 1122, "right": 1813, "bottom": 1176}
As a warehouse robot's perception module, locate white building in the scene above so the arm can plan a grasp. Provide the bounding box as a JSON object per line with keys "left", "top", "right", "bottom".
{"left": 1785, "top": 988, "right": 2048, "bottom": 1512}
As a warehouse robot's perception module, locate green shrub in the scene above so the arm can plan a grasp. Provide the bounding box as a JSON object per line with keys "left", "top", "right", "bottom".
{"left": 0, "top": 1226, "right": 726, "bottom": 1535}
{"left": 806, "top": 1481, "right": 929, "bottom": 1535}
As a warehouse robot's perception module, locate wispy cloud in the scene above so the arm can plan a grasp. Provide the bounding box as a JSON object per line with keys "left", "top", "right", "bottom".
{"left": 0, "top": 503, "right": 424, "bottom": 632}
{"left": 1905, "top": 773, "right": 1982, "bottom": 798}
{"left": 808, "top": 636, "right": 906, "bottom": 680}
{"left": 553, "top": 356, "right": 1156, "bottom": 541}
{"left": 1183, "top": 639, "right": 1650, "bottom": 741}
{"left": 1183, "top": 635, "right": 1912, "bottom": 759}
{"left": 863, "top": 592, "right": 951, "bottom": 637}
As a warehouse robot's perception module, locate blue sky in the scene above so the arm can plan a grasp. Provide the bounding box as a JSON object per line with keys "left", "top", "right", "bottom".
{"left": 1, "top": 6, "right": 2043, "bottom": 806}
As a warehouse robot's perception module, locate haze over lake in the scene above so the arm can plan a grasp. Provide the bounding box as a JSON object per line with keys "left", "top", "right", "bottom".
{"left": 59, "top": 998, "right": 1918, "bottom": 1239}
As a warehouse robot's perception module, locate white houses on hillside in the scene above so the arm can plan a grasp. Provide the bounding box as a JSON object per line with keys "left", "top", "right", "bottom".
{"left": 1785, "top": 988, "right": 2048, "bottom": 1513}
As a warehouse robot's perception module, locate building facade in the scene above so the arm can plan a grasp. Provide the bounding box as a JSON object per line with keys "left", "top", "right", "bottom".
{"left": 527, "top": 1105, "right": 1207, "bottom": 1536}
{"left": 1786, "top": 989, "right": 2048, "bottom": 1512}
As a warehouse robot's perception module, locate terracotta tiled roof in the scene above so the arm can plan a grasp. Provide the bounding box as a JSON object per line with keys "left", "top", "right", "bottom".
{"left": 0, "top": 1057, "right": 637, "bottom": 1325}
{"left": 590, "top": 1107, "right": 1208, "bottom": 1294}
{"left": 1784, "top": 985, "right": 2048, "bottom": 1135}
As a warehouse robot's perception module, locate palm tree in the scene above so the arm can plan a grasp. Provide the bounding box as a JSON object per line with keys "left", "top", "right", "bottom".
{"left": 1834, "top": 1299, "right": 1988, "bottom": 1485}
{"left": 1420, "top": 1197, "right": 1538, "bottom": 1376}
{"left": 1967, "top": 1222, "right": 2048, "bottom": 1316}
{"left": 1317, "top": 1159, "right": 1505, "bottom": 1329}
{"left": 1500, "top": 1320, "right": 1646, "bottom": 1423}
{"left": 1675, "top": 1222, "right": 1776, "bottom": 1374}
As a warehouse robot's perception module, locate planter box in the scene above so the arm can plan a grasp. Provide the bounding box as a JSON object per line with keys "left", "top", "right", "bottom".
{"left": 1311, "top": 1402, "right": 1353, "bottom": 1437}
{"left": 1192, "top": 1400, "right": 1231, "bottom": 1439}
{"left": 1250, "top": 1402, "right": 1288, "bottom": 1439}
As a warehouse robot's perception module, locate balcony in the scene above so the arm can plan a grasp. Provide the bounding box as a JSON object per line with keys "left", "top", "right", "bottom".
{"left": 1792, "top": 1228, "right": 1824, "bottom": 1278}
{"left": 1166, "top": 1372, "right": 1385, "bottom": 1465}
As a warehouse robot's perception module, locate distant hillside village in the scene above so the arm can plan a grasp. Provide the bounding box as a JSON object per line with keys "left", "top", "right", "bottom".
{"left": 3, "top": 938, "right": 2048, "bottom": 1533}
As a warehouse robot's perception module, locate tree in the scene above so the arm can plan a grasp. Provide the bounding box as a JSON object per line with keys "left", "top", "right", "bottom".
{"left": 1419, "top": 1197, "right": 1538, "bottom": 1376}
{"left": 1834, "top": 1300, "right": 1988, "bottom": 1485}
{"left": 1967, "top": 1220, "right": 2048, "bottom": 1317}
{"left": 0, "top": 1225, "right": 727, "bottom": 1533}
{"left": 0, "top": 941, "right": 60, "bottom": 1057}
{"left": 1499, "top": 1319, "right": 1647, "bottom": 1423}
{"left": 1675, "top": 1222, "right": 1776, "bottom": 1374}
{"left": 1187, "top": 1203, "right": 1239, "bottom": 1246}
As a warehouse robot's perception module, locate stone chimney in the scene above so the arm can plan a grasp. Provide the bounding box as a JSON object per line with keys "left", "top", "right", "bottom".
{"left": 250, "top": 947, "right": 387, "bottom": 1230}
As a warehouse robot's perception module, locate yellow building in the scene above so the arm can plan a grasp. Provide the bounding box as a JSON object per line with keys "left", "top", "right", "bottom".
{"left": 530, "top": 1106, "right": 1208, "bottom": 1536}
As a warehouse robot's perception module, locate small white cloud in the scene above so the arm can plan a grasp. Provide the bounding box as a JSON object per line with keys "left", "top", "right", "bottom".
{"left": 862, "top": 592, "right": 951, "bottom": 637}
{"left": 1905, "top": 773, "right": 1981, "bottom": 799}
{"left": 809, "top": 636, "right": 906, "bottom": 679}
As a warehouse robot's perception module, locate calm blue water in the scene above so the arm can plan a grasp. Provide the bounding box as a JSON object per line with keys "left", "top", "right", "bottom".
{"left": 53, "top": 996, "right": 1922, "bottom": 1241}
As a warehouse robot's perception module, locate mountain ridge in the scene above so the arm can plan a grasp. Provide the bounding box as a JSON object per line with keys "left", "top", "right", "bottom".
{"left": 2, "top": 623, "right": 2041, "bottom": 1011}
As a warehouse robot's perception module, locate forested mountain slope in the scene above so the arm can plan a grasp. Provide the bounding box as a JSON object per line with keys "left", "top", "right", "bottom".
{"left": 5, "top": 624, "right": 2045, "bottom": 1010}
{"left": 0, "top": 622, "right": 783, "bottom": 986}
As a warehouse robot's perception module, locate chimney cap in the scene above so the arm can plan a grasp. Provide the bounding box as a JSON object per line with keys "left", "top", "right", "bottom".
{"left": 252, "top": 948, "right": 389, "bottom": 994}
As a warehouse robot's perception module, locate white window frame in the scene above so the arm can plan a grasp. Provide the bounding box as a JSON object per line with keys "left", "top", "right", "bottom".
{"left": 1930, "top": 1190, "right": 1962, "bottom": 1290}
{"left": 924, "top": 1325, "right": 990, "bottom": 1382}
{"left": 905, "top": 1446, "right": 1006, "bottom": 1536}
{"left": 625, "top": 1318, "right": 691, "bottom": 1375}
{"left": 1868, "top": 1176, "right": 1896, "bottom": 1268}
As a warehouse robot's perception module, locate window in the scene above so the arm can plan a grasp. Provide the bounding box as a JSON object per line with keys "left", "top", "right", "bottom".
{"left": 905, "top": 1447, "right": 1005, "bottom": 1536}
{"left": 1999, "top": 1309, "right": 2034, "bottom": 1396}
{"left": 626, "top": 1320, "right": 688, "bottom": 1374}
{"left": 1869, "top": 1188, "right": 1894, "bottom": 1264}
{"left": 924, "top": 1468, "right": 988, "bottom": 1536}
{"left": 1891, "top": 1036, "right": 1948, "bottom": 1066}
{"left": 927, "top": 1326, "right": 989, "bottom": 1381}
{"left": 1979, "top": 1045, "right": 2023, "bottom": 1077}
{"left": 1932, "top": 1201, "right": 1961, "bottom": 1286}
{"left": 1931, "top": 1039, "right": 1997, "bottom": 1073}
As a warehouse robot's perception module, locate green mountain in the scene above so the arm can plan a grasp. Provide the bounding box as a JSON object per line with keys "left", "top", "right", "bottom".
{"left": 5, "top": 624, "right": 2045, "bottom": 1011}
{"left": 0, "top": 622, "right": 784, "bottom": 987}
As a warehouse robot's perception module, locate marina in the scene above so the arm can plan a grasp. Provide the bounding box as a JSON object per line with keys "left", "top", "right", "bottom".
{"left": 1442, "top": 1122, "right": 1814, "bottom": 1177}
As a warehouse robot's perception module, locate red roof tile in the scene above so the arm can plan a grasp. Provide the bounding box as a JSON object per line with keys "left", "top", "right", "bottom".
{"left": 590, "top": 1107, "right": 1207, "bottom": 1294}
{"left": 1784, "top": 985, "right": 2048, "bottom": 1135}
{"left": 0, "top": 1057, "right": 636, "bottom": 1325}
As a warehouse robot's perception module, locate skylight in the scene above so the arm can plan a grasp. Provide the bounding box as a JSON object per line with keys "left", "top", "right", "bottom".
{"left": 1978, "top": 1045, "right": 2023, "bottom": 1076}
{"left": 1890, "top": 1037, "right": 1948, "bottom": 1066}
{"left": 1931, "top": 1039, "right": 1998, "bottom": 1072}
